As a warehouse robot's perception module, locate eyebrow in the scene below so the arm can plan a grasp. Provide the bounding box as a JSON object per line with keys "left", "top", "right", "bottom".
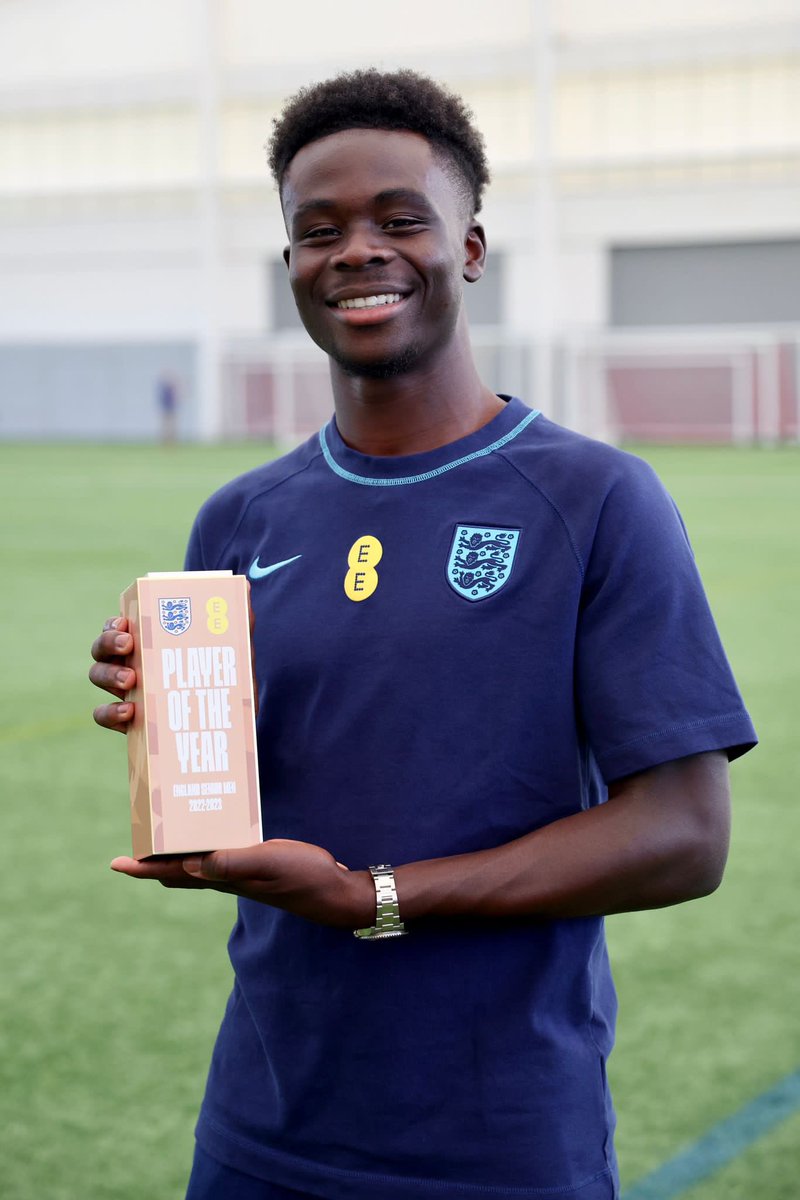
{"left": 290, "top": 189, "right": 434, "bottom": 229}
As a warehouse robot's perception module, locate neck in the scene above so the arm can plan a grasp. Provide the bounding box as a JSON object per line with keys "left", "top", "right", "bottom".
{"left": 329, "top": 322, "right": 504, "bottom": 456}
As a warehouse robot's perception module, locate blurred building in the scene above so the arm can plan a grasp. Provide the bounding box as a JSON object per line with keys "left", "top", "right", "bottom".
{"left": 0, "top": 0, "right": 798, "bottom": 442}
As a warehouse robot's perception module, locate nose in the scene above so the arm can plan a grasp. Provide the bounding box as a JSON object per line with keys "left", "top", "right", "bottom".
{"left": 329, "top": 224, "right": 394, "bottom": 270}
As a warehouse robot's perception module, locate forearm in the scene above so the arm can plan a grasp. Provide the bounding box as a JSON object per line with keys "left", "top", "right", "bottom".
{"left": 107, "top": 755, "right": 729, "bottom": 929}
{"left": 391, "top": 752, "right": 730, "bottom": 923}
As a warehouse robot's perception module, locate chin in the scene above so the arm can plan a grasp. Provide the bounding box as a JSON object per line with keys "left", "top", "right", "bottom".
{"left": 332, "top": 344, "right": 422, "bottom": 380}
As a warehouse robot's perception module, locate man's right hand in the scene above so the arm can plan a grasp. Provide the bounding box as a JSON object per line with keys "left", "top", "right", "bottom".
{"left": 89, "top": 616, "right": 136, "bottom": 733}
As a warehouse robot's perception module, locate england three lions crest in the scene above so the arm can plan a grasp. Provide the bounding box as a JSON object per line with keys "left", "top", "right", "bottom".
{"left": 447, "top": 526, "right": 521, "bottom": 602}
{"left": 159, "top": 597, "right": 191, "bottom": 635}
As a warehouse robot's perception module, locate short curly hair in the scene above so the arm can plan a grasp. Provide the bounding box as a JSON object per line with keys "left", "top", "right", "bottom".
{"left": 268, "top": 68, "right": 491, "bottom": 214}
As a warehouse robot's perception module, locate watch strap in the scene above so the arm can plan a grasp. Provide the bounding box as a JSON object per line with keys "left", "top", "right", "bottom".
{"left": 354, "top": 864, "right": 406, "bottom": 939}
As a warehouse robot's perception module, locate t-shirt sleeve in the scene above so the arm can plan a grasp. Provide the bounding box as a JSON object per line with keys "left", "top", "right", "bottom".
{"left": 575, "top": 455, "right": 757, "bottom": 782}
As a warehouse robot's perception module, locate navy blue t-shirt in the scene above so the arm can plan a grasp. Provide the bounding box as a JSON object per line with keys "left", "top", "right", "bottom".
{"left": 184, "top": 398, "right": 756, "bottom": 1199}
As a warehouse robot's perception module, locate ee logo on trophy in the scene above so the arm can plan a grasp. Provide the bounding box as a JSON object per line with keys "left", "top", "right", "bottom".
{"left": 344, "top": 535, "right": 382, "bottom": 602}
{"left": 206, "top": 595, "right": 229, "bottom": 634}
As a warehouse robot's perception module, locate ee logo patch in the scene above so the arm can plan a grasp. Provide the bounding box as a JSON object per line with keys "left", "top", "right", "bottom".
{"left": 206, "top": 595, "right": 229, "bottom": 634}
{"left": 344, "top": 535, "right": 382, "bottom": 602}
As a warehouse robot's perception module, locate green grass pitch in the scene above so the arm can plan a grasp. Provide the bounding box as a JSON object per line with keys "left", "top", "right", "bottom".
{"left": 0, "top": 440, "right": 797, "bottom": 1199}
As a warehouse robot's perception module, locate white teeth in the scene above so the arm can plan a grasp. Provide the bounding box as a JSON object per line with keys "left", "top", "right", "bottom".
{"left": 336, "top": 293, "right": 402, "bottom": 309}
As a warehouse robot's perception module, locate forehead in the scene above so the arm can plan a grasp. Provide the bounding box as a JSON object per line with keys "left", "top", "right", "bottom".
{"left": 281, "top": 128, "right": 462, "bottom": 221}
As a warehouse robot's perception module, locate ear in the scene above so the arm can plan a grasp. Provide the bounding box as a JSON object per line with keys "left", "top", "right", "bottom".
{"left": 282, "top": 245, "right": 291, "bottom": 269}
{"left": 463, "top": 221, "right": 486, "bottom": 284}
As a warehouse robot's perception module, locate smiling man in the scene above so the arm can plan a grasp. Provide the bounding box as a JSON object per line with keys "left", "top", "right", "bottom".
{"left": 91, "top": 69, "right": 757, "bottom": 1200}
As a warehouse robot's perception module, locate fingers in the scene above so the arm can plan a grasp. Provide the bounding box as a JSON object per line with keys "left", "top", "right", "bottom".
{"left": 110, "top": 855, "right": 213, "bottom": 890}
{"left": 111, "top": 855, "right": 167, "bottom": 876}
{"left": 181, "top": 841, "right": 304, "bottom": 883}
{"left": 93, "top": 701, "right": 134, "bottom": 732}
{"left": 111, "top": 842, "right": 358, "bottom": 922}
{"left": 91, "top": 616, "right": 133, "bottom": 661}
{"left": 181, "top": 840, "right": 341, "bottom": 893}
{"left": 90, "top": 631, "right": 133, "bottom": 666}
{"left": 88, "top": 660, "right": 135, "bottom": 699}
{"left": 89, "top": 617, "right": 136, "bottom": 701}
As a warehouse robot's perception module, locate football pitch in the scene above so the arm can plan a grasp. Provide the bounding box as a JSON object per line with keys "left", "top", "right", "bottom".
{"left": 0, "top": 440, "right": 797, "bottom": 1199}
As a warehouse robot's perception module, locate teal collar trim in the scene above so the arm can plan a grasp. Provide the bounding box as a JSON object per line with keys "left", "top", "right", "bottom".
{"left": 319, "top": 409, "right": 540, "bottom": 487}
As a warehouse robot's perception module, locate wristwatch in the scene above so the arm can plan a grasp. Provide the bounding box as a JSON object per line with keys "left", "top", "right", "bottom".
{"left": 354, "top": 864, "right": 407, "bottom": 940}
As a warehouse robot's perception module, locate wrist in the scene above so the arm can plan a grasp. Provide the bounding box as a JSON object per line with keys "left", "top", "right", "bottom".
{"left": 347, "top": 868, "right": 379, "bottom": 929}
{"left": 392, "top": 852, "right": 489, "bottom": 921}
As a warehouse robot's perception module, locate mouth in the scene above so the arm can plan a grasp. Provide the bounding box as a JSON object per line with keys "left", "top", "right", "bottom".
{"left": 327, "top": 291, "right": 410, "bottom": 326}
{"left": 334, "top": 292, "right": 403, "bottom": 310}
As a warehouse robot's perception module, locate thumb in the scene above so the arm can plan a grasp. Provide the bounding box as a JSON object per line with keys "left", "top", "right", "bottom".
{"left": 182, "top": 848, "right": 260, "bottom": 881}
{"left": 182, "top": 853, "right": 216, "bottom": 879}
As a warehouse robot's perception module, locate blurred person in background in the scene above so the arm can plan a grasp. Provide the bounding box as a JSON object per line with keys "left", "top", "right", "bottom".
{"left": 90, "top": 69, "right": 756, "bottom": 1200}
{"left": 156, "top": 371, "right": 180, "bottom": 444}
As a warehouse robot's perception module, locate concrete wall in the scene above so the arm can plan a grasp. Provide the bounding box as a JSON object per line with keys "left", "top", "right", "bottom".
{"left": 0, "top": 342, "right": 196, "bottom": 439}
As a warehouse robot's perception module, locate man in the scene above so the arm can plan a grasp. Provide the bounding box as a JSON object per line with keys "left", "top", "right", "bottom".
{"left": 91, "top": 69, "right": 756, "bottom": 1200}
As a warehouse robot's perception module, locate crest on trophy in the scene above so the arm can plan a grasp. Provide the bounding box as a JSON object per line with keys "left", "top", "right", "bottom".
{"left": 158, "top": 597, "right": 192, "bottom": 635}
{"left": 446, "top": 526, "right": 521, "bottom": 602}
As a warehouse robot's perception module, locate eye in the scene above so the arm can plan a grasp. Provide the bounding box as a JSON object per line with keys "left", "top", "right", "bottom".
{"left": 301, "top": 225, "right": 339, "bottom": 241}
{"left": 383, "top": 216, "right": 424, "bottom": 232}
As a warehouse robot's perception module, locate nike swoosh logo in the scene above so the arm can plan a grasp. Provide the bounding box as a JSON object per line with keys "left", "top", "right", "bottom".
{"left": 248, "top": 554, "right": 302, "bottom": 580}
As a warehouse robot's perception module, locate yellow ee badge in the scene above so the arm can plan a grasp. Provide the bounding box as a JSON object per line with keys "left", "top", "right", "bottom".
{"left": 206, "top": 595, "right": 229, "bottom": 634}
{"left": 344, "top": 535, "right": 383, "bottom": 602}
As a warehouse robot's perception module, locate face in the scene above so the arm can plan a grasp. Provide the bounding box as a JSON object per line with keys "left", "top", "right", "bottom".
{"left": 281, "top": 128, "right": 486, "bottom": 379}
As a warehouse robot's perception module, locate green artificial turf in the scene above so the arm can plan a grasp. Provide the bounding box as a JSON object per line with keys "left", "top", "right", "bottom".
{"left": 609, "top": 445, "right": 800, "bottom": 1195}
{"left": 0, "top": 440, "right": 797, "bottom": 1199}
{"left": 680, "top": 1110, "right": 800, "bottom": 1200}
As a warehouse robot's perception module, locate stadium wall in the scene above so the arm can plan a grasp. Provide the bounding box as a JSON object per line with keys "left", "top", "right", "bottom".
{"left": 0, "top": 342, "right": 196, "bottom": 440}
